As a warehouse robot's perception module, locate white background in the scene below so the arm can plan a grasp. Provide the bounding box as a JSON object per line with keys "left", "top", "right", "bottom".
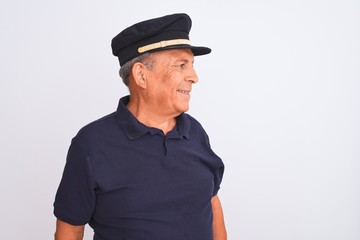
{"left": 0, "top": 0, "right": 359, "bottom": 239}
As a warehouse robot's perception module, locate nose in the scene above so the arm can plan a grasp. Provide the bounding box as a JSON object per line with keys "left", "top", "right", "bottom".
{"left": 185, "top": 67, "right": 199, "bottom": 84}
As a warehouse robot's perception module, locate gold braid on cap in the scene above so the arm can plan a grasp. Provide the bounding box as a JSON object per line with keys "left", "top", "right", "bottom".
{"left": 138, "top": 39, "right": 191, "bottom": 53}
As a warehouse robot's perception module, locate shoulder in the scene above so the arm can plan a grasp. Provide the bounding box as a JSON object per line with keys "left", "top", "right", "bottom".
{"left": 183, "top": 112, "right": 201, "bottom": 125}
{"left": 79, "top": 112, "right": 117, "bottom": 133}
{"left": 73, "top": 112, "right": 120, "bottom": 145}
{"left": 181, "top": 113, "right": 209, "bottom": 139}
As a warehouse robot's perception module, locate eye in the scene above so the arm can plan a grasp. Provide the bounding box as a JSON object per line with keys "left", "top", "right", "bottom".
{"left": 179, "top": 64, "right": 186, "bottom": 69}
{"left": 171, "top": 61, "right": 191, "bottom": 70}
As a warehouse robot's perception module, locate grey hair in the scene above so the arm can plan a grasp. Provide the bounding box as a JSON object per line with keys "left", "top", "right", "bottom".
{"left": 119, "top": 53, "right": 155, "bottom": 86}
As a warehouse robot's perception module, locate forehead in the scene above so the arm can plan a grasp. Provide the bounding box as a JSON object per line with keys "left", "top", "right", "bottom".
{"left": 154, "top": 49, "right": 194, "bottom": 62}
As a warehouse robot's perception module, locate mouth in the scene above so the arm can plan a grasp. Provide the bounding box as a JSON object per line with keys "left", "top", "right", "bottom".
{"left": 176, "top": 89, "right": 190, "bottom": 95}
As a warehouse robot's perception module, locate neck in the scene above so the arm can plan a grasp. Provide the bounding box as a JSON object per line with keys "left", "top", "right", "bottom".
{"left": 127, "top": 96, "right": 177, "bottom": 135}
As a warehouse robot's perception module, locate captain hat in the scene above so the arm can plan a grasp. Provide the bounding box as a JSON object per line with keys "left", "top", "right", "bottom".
{"left": 111, "top": 13, "right": 211, "bottom": 66}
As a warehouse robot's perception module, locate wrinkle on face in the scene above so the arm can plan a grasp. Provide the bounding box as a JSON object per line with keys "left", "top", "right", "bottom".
{"left": 142, "top": 49, "right": 197, "bottom": 116}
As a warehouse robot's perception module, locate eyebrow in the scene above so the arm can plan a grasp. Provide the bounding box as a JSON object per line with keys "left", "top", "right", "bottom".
{"left": 175, "top": 59, "right": 194, "bottom": 64}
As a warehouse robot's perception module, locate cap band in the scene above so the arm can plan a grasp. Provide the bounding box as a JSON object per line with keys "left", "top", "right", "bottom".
{"left": 138, "top": 39, "right": 191, "bottom": 53}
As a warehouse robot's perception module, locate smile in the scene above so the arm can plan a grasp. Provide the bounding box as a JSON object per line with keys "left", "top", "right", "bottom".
{"left": 177, "top": 90, "right": 190, "bottom": 95}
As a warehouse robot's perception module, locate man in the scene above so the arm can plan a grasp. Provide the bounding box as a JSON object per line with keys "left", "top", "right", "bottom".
{"left": 54, "top": 13, "right": 226, "bottom": 240}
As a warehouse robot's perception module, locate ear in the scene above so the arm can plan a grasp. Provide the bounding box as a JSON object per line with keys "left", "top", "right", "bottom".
{"left": 131, "top": 62, "right": 147, "bottom": 89}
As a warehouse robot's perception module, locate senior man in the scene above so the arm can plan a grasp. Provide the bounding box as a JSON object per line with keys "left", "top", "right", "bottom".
{"left": 54, "top": 13, "right": 226, "bottom": 240}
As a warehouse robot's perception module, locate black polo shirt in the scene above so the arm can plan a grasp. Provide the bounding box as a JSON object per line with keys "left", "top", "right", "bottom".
{"left": 54, "top": 95, "right": 224, "bottom": 240}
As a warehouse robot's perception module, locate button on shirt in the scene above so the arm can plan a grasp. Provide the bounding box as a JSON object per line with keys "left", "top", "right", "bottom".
{"left": 54, "top": 95, "right": 224, "bottom": 240}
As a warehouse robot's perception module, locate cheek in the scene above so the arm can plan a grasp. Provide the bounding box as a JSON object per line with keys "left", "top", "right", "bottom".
{"left": 162, "top": 77, "right": 180, "bottom": 97}
{"left": 149, "top": 70, "right": 181, "bottom": 101}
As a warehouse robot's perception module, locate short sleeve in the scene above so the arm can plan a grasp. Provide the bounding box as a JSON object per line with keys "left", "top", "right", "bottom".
{"left": 203, "top": 131, "right": 225, "bottom": 196}
{"left": 53, "top": 137, "right": 96, "bottom": 225}
{"left": 212, "top": 163, "right": 224, "bottom": 196}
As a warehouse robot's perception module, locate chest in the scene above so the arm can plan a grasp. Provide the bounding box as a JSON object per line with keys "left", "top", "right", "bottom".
{"left": 90, "top": 135, "right": 216, "bottom": 218}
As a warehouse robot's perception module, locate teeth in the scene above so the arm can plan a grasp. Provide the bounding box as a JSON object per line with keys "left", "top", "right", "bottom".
{"left": 177, "top": 90, "right": 189, "bottom": 94}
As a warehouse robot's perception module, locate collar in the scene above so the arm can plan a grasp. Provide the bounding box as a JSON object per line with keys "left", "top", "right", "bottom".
{"left": 115, "top": 95, "right": 191, "bottom": 140}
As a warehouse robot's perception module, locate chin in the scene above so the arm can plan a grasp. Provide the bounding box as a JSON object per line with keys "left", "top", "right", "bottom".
{"left": 173, "top": 101, "right": 190, "bottom": 114}
{"left": 179, "top": 105, "right": 190, "bottom": 113}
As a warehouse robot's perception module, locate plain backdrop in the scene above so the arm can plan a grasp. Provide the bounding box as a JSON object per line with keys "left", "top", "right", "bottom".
{"left": 0, "top": 0, "right": 359, "bottom": 239}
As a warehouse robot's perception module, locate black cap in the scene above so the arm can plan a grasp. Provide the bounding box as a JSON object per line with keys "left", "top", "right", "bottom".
{"left": 111, "top": 13, "right": 211, "bottom": 66}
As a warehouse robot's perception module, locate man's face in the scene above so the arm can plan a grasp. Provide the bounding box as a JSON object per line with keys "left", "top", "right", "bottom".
{"left": 145, "top": 49, "right": 198, "bottom": 116}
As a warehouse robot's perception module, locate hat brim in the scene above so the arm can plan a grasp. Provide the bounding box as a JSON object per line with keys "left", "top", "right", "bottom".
{"left": 190, "top": 46, "right": 212, "bottom": 56}
{"left": 147, "top": 44, "right": 211, "bottom": 56}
